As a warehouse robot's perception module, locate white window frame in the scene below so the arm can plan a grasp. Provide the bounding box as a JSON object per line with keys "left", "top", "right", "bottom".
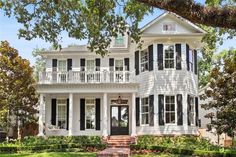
{"left": 189, "top": 49, "right": 194, "bottom": 72}
{"left": 189, "top": 96, "right": 195, "bottom": 125}
{"left": 140, "top": 97, "right": 149, "bottom": 126}
{"left": 114, "top": 34, "right": 125, "bottom": 47}
{"left": 56, "top": 99, "right": 67, "bottom": 129}
{"left": 164, "top": 95, "right": 176, "bottom": 125}
{"left": 140, "top": 49, "right": 149, "bottom": 73}
{"left": 86, "top": 59, "right": 95, "bottom": 71}
{"left": 85, "top": 99, "right": 96, "bottom": 130}
{"left": 164, "top": 45, "right": 175, "bottom": 69}
{"left": 115, "top": 59, "right": 124, "bottom": 71}
{"left": 162, "top": 22, "right": 176, "bottom": 32}
{"left": 57, "top": 59, "right": 67, "bottom": 72}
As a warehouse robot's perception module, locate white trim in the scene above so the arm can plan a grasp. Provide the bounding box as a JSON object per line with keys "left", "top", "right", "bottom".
{"left": 163, "top": 44, "right": 175, "bottom": 69}
{"left": 164, "top": 95, "right": 177, "bottom": 125}
{"left": 140, "top": 49, "right": 149, "bottom": 73}
{"left": 140, "top": 97, "right": 150, "bottom": 126}
{"left": 56, "top": 99, "right": 67, "bottom": 130}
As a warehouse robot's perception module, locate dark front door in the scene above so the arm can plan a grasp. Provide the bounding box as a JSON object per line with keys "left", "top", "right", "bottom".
{"left": 111, "top": 106, "right": 129, "bottom": 135}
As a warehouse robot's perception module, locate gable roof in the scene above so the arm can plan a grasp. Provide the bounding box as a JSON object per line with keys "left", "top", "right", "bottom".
{"left": 141, "top": 11, "right": 206, "bottom": 34}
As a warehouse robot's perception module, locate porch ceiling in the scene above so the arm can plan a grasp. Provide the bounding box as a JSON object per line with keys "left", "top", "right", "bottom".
{"left": 37, "top": 83, "right": 139, "bottom": 94}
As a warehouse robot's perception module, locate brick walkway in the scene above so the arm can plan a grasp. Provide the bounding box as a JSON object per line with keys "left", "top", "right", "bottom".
{"left": 97, "top": 148, "right": 130, "bottom": 157}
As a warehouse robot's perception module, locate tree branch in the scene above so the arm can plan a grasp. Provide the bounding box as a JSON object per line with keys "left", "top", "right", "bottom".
{"left": 137, "top": 0, "right": 236, "bottom": 30}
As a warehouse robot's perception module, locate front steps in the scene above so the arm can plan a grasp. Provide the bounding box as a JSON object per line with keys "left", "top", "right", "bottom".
{"left": 97, "top": 136, "right": 133, "bottom": 157}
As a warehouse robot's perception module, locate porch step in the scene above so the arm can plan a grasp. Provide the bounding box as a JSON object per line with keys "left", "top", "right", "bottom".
{"left": 106, "top": 136, "right": 131, "bottom": 148}
{"left": 97, "top": 148, "right": 130, "bottom": 157}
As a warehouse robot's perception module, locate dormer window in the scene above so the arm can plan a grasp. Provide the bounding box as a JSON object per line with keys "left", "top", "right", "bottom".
{"left": 163, "top": 22, "right": 176, "bottom": 32}
{"left": 114, "top": 34, "right": 125, "bottom": 47}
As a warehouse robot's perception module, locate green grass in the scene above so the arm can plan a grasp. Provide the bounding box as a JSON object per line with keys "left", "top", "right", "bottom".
{"left": 0, "top": 152, "right": 96, "bottom": 157}
{"left": 132, "top": 153, "right": 191, "bottom": 157}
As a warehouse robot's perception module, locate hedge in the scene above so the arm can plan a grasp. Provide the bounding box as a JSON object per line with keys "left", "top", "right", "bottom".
{"left": 0, "top": 143, "right": 106, "bottom": 153}
{"left": 130, "top": 144, "right": 236, "bottom": 157}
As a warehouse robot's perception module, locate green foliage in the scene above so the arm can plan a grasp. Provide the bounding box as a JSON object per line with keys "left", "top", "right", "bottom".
{"left": 0, "top": 41, "right": 38, "bottom": 137}
{"left": 0, "top": 136, "right": 106, "bottom": 153}
{"left": 201, "top": 50, "right": 236, "bottom": 144}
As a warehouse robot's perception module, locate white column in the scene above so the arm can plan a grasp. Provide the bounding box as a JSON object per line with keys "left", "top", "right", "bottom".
{"left": 69, "top": 93, "right": 73, "bottom": 136}
{"left": 131, "top": 92, "right": 136, "bottom": 136}
{"left": 38, "top": 93, "right": 45, "bottom": 136}
{"left": 102, "top": 93, "right": 108, "bottom": 137}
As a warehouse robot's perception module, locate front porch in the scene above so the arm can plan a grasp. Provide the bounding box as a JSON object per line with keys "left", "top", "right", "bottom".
{"left": 38, "top": 84, "right": 138, "bottom": 137}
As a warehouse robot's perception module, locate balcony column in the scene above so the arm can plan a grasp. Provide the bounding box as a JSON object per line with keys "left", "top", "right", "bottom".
{"left": 102, "top": 93, "right": 108, "bottom": 137}
{"left": 131, "top": 92, "right": 136, "bottom": 137}
{"left": 69, "top": 93, "right": 73, "bottom": 136}
{"left": 38, "top": 93, "right": 45, "bottom": 136}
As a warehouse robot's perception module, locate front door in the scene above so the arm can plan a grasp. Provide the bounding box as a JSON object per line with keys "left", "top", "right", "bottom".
{"left": 111, "top": 106, "right": 129, "bottom": 135}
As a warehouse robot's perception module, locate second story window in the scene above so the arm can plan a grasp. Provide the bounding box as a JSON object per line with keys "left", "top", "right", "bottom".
{"left": 115, "top": 60, "right": 124, "bottom": 71}
{"left": 140, "top": 50, "right": 149, "bottom": 72}
{"left": 163, "top": 22, "right": 176, "bottom": 32}
{"left": 164, "top": 45, "right": 175, "bottom": 69}
{"left": 114, "top": 34, "right": 125, "bottom": 47}
{"left": 58, "top": 60, "right": 67, "bottom": 72}
{"left": 189, "top": 50, "right": 194, "bottom": 72}
{"left": 86, "top": 60, "right": 95, "bottom": 71}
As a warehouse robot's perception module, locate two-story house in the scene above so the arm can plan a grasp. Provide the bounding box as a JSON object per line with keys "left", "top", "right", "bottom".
{"left": 37, "top": 12, "right": 206, "bottom": 137}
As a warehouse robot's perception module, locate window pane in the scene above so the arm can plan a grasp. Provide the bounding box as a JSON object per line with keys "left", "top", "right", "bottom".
{"left": 115, "top": 60, "right": 123, "bottom": 71}
{"left": 87, "top": 60, "right": 95, "bottom": 71}
{"left": 141, "top": 98, "right": 149, "bottom": 124}
{"left": 58, "top": 60, "right": 66, "bottom": 71}
{"left": 57, "top": 102, "right": 66, "bottom": 129}
{"left": 115, "top": 34, "right": 124, "bottom": 46}
{"left": 141, "top": 114, "right": 149, "bottom": 125}
{"left": 170, "top": 113, "right": 175, "bottom": 123}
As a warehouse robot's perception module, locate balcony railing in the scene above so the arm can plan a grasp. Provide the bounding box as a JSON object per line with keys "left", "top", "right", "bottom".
{"left": 39, "top": 70, "right": 135, "bottom": 84}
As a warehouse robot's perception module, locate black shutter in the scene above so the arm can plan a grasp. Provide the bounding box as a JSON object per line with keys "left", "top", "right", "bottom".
{"left": 52, "top": 59, "right": 57, "bottom": 71}
{"left": 187, "top": 95, "right": 191, "bottom": 126}
{"left": 136, "top": 97, "right": 140, "bottom": 126}
{"left": 148, "top": 45, "right": 153, "bottom": 71}
{"left": 80, "top": 99, "right": 85, "bottom": 130}
{"left": 176, "top": 44, "right": 182, "bottom": 70}
{"left": 157, "top": 44, "right": 163, "bottom": 70}
{"left": 158, "top": 95, "right": 164, "bottom": 125}
{"left": 194, "top": 50, "right": 198, "bottom": 75}
{"left": 135, "top": 51, "right": 139, "bottom": 75}
{"left": 186, "top": 44, "right": 190, "bottom": 71}
{"left": 95, "top": 58, "right": 101, "bottom": 71}
{"left": 177, "top": 94, "right": 183, "bottom": 125}
{"left": 51, "top": 99, "right": 57, "bottom": 125}
{"left": 109, "top": 58, "right": 114, "bottom": 71}
{"left": 66, "top": 99, "right": 69, "bottom": 130}
{"left": 195, "top": 97, "right": 199, "bottom": 126}
{"left": 80, "top": 58, "right": 85, "bottom": 71}
{"left": 149, "top": 95, "right": 154, "bottom": 126}
{"left": 67, "top": 59, "right": 72, "bottom": 71}
{"left": 95, "top": 98, "right": 101, "bottom": 130}
{"left": 124, "top": 58, "right": 130, "bottom": 71}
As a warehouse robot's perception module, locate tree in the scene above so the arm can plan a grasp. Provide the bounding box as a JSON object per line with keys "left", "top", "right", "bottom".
{"left": 201, "top": 49, "right": 236, "bottom": 146}
{"left": 1, "top": 0, "right": 235, "bottom": 56}
{"left": 32, "top": 48, "right": 46, "bottom": 81}
{"left": 0, "top": 41, "right": 38, "bottom": 139}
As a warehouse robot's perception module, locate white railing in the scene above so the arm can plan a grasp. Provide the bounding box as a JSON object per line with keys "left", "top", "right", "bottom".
{"left": 39, "top": 70, "right": 135, "bottom": 84}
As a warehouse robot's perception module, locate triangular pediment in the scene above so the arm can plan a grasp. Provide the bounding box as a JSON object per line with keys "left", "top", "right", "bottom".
{"left": 141, "top": 12, "right": 206, "bottom": 35}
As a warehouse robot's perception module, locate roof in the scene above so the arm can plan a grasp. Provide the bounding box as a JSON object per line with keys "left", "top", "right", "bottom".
{"left": 141, "top": 11, "right": 207, "bottom": 34}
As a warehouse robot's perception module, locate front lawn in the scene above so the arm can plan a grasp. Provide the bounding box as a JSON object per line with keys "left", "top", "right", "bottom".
{"left": 0, "top": 152, "right": 96, "bottom": 157}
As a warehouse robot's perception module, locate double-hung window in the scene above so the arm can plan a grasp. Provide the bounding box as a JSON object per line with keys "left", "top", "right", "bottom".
{"left": 85, "top": 99, "right": 95, "bottom": 129}
{"left": 189, "top": 50, "right": 194, "bottom": 72}
{"left": 114, "top": 34, "right": 125, "bottom": 47}
{"left": 58, "top": 60, "right": 67, "bottom": 82}
{"left": 189, "top": 96, "right": 195, "bottom": 125}
{"left": 86, "top": 60, "right": 95, "bottom": 71}
{"left": 164, "top": 45, "right": 175, "bottom": 69}
{"left": 57, "top": 99, "right": 67, "bottom": 129}
{"left": 141, "top": 97, "right": 149, "bottom": 125}
{"left": 115, "top": 60, "right": 124, "bottom": 71}
{"left": 165, "top": 96, "right": 175, "bottom": 124}
{"left": 140, "top": 50, "right": 149, "bottom": 72}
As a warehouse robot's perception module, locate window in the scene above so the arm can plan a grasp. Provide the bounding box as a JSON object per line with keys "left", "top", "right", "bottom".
{"left": 189, "top": 96, "right": 195, "bottom": 125}
{"left": 189, "top": 50, "right": 194, "bottom": 72}
{"left": 86, "top": 99, "right": 95, "bottom": 129}
{"left": 114, "top": 34, "right": 124, "bottom": 47}
{"left": 165, "top": 96, "right": 175, "bottom": 124}
{"left": 163, "top": 23, "right": 176, "bottom": 32}
{"left": 115, "top": 60, "right": 124, "bottom": 71}
{"left": 164, "top": 45, "right": 175, "bottom": 68}
{"left": 140, "top": 50, "right": 149, "bottom": 72}
{"left": 57, "top": 99, "right": 67, "bottom": 129}
{"left": 141, "top": 97, "right": 149, "bottom": 125}
{"left": 86, "top": 60, "right": 95, "bottom": 71}
{"left": 58, "top": 60, "right": 67, "bottom": 72}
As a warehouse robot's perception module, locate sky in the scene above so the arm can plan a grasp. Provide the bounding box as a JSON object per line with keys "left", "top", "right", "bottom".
{"left": 0, "top": 0, "right": 236, "bottom": 65}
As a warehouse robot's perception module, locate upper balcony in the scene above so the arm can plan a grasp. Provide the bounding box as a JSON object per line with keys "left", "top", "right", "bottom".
{"left": 38, "top": 69, "right": 135, "bottom": 84}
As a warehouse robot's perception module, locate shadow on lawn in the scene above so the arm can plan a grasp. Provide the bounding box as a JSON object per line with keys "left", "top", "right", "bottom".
{"left": 0, "top": 152, "right": 97, "bottom": 157}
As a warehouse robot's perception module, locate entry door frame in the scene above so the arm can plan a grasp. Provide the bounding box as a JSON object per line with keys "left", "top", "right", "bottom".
{"left": 110, "top": 105, "right": 129, "bottom": 135}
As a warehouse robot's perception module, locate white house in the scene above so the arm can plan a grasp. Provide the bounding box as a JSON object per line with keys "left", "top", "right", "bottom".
{"left": 37, "top": 12, "right": 206, "bottom": 138}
